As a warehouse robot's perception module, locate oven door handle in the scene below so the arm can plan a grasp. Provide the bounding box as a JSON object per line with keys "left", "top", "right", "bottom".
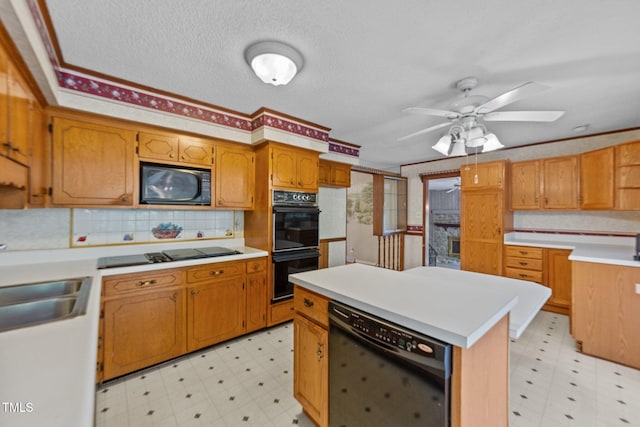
{"left": 272, "top": 206, "right": 321, "bottom": 213}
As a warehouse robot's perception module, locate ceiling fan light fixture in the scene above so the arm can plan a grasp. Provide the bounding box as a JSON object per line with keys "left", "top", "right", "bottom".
{"left": 450, "top": 139, "right": 468, "bottom": 157}
{"left": 244, "top": 41, "right": 304, "bottom": 86}
{"left": 481, "top": 133, "right": 504, "bottom": 152}
{"left": 432, "top": 135, "right": 452, "bottom": 155}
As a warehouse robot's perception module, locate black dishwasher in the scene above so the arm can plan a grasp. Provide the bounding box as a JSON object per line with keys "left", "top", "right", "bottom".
{"left": 329, "top": 301, "right": 452, "bottom": 427}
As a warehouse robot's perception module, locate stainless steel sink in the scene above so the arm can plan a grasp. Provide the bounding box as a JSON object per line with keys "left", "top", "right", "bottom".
{"left": 0, "top": 279, "right": 84, "bottom": 306}
{"left": 0, "top": 277, "right": 92, "bottom": 332}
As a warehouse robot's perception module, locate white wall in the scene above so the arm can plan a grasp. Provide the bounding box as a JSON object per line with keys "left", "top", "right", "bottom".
{"left": 401, "top": 129, "right": 640, "bottom": 269}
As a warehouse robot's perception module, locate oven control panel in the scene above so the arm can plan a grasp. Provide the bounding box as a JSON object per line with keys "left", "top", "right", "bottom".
{"left": 273, "top": 190, "right": 317, "bottom": 206}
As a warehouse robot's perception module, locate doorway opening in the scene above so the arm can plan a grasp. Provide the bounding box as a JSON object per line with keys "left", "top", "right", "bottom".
{"left": 422, "top": 172, "right": 461, "bottom": 269}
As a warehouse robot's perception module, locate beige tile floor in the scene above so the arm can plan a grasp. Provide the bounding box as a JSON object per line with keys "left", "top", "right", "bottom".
{"left": 96, "top": 311, "right": 640, "bottom": 426}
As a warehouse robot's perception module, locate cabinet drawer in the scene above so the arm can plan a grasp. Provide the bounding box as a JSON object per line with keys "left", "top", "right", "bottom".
{"left": 187, "top": 261, "right": 244, "bottom": 283}
{"left": 103, "top": 268, "right": 183, "bottom": 296}
{"left": 505, "top": 256, "right": 543, "bottom": 271}
{"left": 246, "top": 258, "right": 267, "bottom": 274}
{"left": 294, "top": 286, "right": 329, "bottom": 328}
{"left": 505, "top": 246, "right": 543, "bottom": 259}
{"left": 270, "top": 299, "right": 295, "bottom": 325}
{"left": 505, "top": 267, "right": 543, "bottom": 283}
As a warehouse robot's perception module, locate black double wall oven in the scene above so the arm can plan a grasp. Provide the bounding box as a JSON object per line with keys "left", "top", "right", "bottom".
{"left": 271, "top": 190, "right": 320, "bottom": 302}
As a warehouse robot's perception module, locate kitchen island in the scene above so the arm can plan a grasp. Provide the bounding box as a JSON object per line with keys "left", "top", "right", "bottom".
{"left": 289, "top": 263, "right": 551, "bottom": 427}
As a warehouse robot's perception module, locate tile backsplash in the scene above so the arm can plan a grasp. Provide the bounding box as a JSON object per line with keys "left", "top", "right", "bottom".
{"left": 71, "top": 209, "right": 240, "bottom": 247}
{"left": 0, "top": 208, "right": 243, "bottom": 251}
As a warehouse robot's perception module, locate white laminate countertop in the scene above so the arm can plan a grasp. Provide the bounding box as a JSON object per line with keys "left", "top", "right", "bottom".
{"left": 504, "top": 232, "right": 639, "bottom": 268}
{"left": 290, "top": 264, "right": 535, "bottom": 349}
{"left": 0, "top": 243, "right": 268, "bottom": 427}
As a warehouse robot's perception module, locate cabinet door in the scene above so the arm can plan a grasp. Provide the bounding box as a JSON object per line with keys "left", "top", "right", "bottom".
{"left": 0, "top": 44, "right": 7, "bottom": 150}
{"left": 572, "top": 262, "right": 640, "bottom": 369}
{"left": 28, "top": 102, "right": 48, "bottom": 206}
{"left": 460, "top": 191, "right": 504, "bottom": 275}
{"left": 545, "top": 249, "right": 571, "bottom": 311}
{"left": 187, "top": 277, "right": 245, "bottom": 351}
{"left": 246, "top": 272, "right": 267, "bottom": 333}
{"left": 179, "top": 136, "right": 213, "bottom": 166}
{"left": 542, "top": 156, "right": 579, "bottom": 209}
{"left": 297, "top": 152, "right": 319, "bottom": 191}
{"left": 272, "top": 147, "right": 298, "bottom": 189}
{"left": 215, "top": 145, "right": 255, "bottom": 209}
{"left": 6, "top": 62, "right": 31, "bottom": 165}
{"left": 52, "top": 118, "right": 136, "bottom": 206}
{"left": 460, "top": 161, "right": 505, "bottom": 190}
{"left": 331, "top": 163, "right": 351, "bottom": 187}
{"left": 294, "top": 315, "right": 328, "bottom": 427}
{"left": 138, "top": 131, "right": 179, "bottom": 162}
{"left": 511, "top": 160, "right": 541, "bottom": 210}
{"left": 103, "top": 288, "right": 186, "bottom": 380}
{"left": 318, "top": 161, "right": 331, "bottom": 186}
{"left": 580, "top": 147, "right": 614, "bottom": 209}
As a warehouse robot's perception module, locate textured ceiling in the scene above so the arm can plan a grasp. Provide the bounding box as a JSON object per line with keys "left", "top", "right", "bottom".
{"left": 22, "top": 1, "right": 640, "bottom": 169}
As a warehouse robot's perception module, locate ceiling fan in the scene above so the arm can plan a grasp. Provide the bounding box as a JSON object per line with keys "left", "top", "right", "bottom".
{"left": 445, "top": 178, "right": 461, "bottom": 194}
{"left": 398, "top": 77, "right": 565, "bottom": 154}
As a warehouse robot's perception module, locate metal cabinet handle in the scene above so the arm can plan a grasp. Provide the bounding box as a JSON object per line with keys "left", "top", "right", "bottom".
{"left": 303, "top": 298, "right": 314, "bottom": 308}
{"left": 209, "top": 269, "right": 225, "bottom": 276}
{"left": 519, "top": 261, "right": 528, "bottom": 266}
{"left": 519, "top": 274, "right": 529, "bottom": 278}
{"left": 519, "top": 251, "right": 528, "bottom": 255}
{"left": 191, "top": 290, "right": 199, "bottom": 296}
{"left": 317, "top": 343, "right": 324, "bottom": 361}
{"left": 135, "top": 279, "right": 157, "bottom": 287}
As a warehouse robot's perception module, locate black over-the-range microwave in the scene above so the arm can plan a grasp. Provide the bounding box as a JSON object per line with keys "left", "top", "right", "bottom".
{"left": 140, "top": 162, "right": 212, "bottom": 206}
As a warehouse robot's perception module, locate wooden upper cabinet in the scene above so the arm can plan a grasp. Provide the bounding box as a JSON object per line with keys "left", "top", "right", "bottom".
{"left": 580, "top": 147, "right": 614, "bottom": 210}
{"left": 510, "top": 160, "right": 542, "bottom": 210}
{"left": 51, "top": 117, "right": 136, "bottom": 206}
{"left": 6, "top": 62, "right": 32, "bottom": 166}
{"left": 138, "top": 131, "right": 213, "bottom": 166}
{"left": 138, "top": 131, "right": 179, "bottom": 162}
{"left": 542, "top": 155, "right": 579, "bottom": 209}
{"left": 271, "top": 145, "right": 318, "bottom": 191}
{"left": 319, "top": 159, "right": 351, "bottom": 187}
{"left": 615, "top": 140, "right": 640, "bottom": 210}
{"left": 460, "top": 160, "right": 505, "bottom": 190}
{"left": 0, "top": 43, "right": 35, "bottom": 167}
{"left": 215, "top": 144, "right": 255, "bottom": 209}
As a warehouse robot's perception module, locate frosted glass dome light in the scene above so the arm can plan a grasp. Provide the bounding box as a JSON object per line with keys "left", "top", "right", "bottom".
{"left": 245, "top": 41, "right": 304, "bottom": 86}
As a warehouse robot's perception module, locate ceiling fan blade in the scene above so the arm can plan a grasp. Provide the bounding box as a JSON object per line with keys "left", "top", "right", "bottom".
{"left": 397, "top": 121, "right": 451, "bottom": 141}
{"left": 483, "top": 110, "right": 565, "bottom": 122}
{"left": 475, "top": 82, "right": 550, "bottom": 114}
{"left": 402, "top": 107, "right": 461, "bottom": 120}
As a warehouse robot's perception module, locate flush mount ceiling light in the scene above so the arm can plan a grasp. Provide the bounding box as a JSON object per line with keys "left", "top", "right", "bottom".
{"left": 244, "top": 41, "right": 304, "bottom": 86}
{"left": 432, "top": 121, "right": 504, "bottom": 157}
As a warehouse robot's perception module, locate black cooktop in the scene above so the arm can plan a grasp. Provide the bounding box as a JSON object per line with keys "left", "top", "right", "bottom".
{"left": 97, "top": 247, "right": 241, "bottom": 269}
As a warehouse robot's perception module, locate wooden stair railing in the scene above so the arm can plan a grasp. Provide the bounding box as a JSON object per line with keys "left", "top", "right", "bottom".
{"left": 377, "top": 231, "right": 404, "bottom": 270}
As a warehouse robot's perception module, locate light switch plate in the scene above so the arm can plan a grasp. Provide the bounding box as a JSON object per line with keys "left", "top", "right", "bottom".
{"left": 636, "top": 283, "right": 640, "bottom": 294}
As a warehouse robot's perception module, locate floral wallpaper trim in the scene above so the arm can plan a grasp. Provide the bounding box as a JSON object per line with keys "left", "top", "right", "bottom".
{"left": 329, "top": 141, "right": 360, "bottom": 157}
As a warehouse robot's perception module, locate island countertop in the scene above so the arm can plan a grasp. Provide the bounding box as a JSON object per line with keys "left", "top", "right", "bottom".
{"left": 290, "top": 264, "right": 550, "bottom": 349}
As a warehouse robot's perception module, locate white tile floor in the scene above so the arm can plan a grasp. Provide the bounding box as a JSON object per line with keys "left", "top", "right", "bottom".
{"left": 96, "top": 311, "right": 640, "bottom": 427}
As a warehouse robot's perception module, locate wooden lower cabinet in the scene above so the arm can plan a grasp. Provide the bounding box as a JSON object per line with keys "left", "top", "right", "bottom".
{"left": 293, "top": 287, "right": 329, "bottom": 427}
{"left": 269, "top": 299, "right": 295, "bottom": 325}
{"left": 187, "top": 276, "right": 245, "bottom": 351}
{"left": 246, "top": 271, "right": 267, "bottom": 332}
{"left": 572, "top": 261, "right": 640, "bottom": 369}
{"left": 102, "top": 288, "right": 186, "bottom": 380}
{"left": 504, "top": 245, "right": 571, "bottom": 315}
{"left": 99, "top": 257, "right": 268, "bottom": 381}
